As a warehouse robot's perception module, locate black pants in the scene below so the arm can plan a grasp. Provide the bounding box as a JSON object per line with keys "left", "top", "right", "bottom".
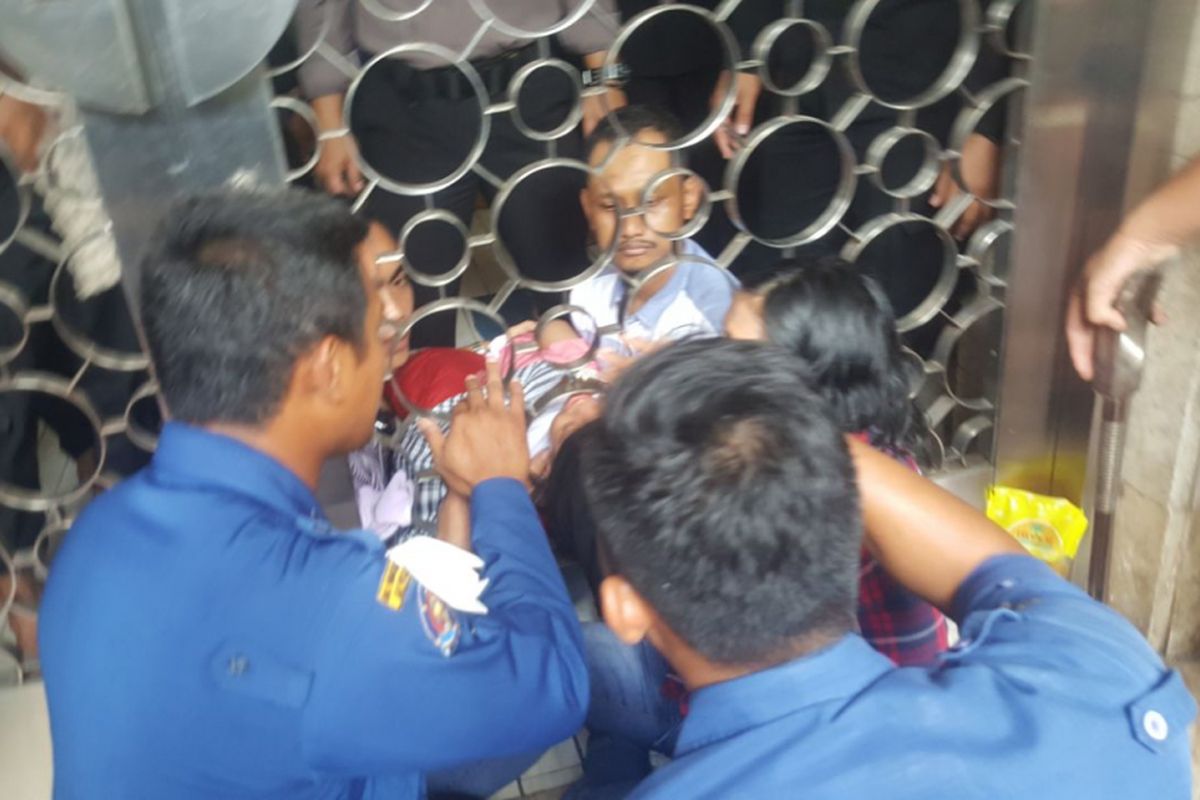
{"left": 352, "top": 58, "right": 591, "bottom": 347}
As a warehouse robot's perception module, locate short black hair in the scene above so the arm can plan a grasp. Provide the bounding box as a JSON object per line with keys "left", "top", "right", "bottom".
{"left": 141, "top": 187, "right": 369, "bottom": 426}
{"left": 583, "top": 104, "right": 685, "bottom": 164}
{"left": 583, "top": 339, "right": 861, "bottom": 665}
{"left": 757, "top": 255, "right": 926, "bottom": 461}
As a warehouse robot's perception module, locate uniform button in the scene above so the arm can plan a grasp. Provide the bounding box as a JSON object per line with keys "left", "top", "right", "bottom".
{"left": 228, "top": 656, "right": 249, "bottom": 676}
{"left": 1142, "top": 710, "right": 1169, "bottom": 741}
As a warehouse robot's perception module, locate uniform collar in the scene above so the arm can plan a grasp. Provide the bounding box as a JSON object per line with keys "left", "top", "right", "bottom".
{"left": 675, "top": 634, "right": 894, "bottom": 756}
{"left": 150, "top": 422, "right": 322, "bottom": 520}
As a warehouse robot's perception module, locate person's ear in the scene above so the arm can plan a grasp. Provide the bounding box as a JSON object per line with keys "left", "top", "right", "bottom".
{"left": 300, "top": 335, "right": 348, "bottom": 404}
{"left": 599, "top": 575, "right": 655, "bottom": 646}
{"left": 681, "top": 174, "right": 701, "bottom": 221}
{"left": 579, "top": 186, "right": 594, "bottom": 221}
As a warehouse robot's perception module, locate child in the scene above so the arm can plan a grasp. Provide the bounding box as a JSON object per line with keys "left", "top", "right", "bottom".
{"left": 359, "top": 323, "right": 605, "bottom": 545}
{"left": 726, "top": 255, "right": 947, "bottom": 665}
{"left": 571, "top": 105, "right": 738, "bottom": 355}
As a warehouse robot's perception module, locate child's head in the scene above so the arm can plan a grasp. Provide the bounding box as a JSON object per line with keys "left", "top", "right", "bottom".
{"left": 529, "top": 392, "right": 605, "bottom": 482}
{"left": 583, "top": 339, "right": 860, "bottom": 675}
{"left": 580, "top": 106, "right": 701, "bottom": 274}
{"left": 725, "top": 255, "right": 920, "bottom": 454}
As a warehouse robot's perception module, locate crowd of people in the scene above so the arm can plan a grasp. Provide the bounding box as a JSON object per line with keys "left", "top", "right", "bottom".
{"left": 2, "top": 1, "right": 1198, "bottom": 798}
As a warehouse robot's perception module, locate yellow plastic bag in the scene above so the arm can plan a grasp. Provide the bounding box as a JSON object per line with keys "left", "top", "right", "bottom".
{"left": 986, "top": 486, "right": 1089, "bottom": 577}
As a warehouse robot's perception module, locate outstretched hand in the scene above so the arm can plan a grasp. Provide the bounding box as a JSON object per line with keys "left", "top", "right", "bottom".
{"left": 418, "top": 359, "right": 529, "bottom": 496}
{"left": 1066, "top": 233, "right": 1173, "bottom": 381}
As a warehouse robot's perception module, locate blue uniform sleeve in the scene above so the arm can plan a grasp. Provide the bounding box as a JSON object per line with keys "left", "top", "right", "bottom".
{"left": 300, "top": 479, "right": 588, "bottom": 775}
{"left": 947, "top": 555, "right": 1196, "bottom": 736}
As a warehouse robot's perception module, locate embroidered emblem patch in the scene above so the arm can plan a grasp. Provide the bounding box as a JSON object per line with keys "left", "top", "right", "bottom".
{"left": 376, "top": 562, "right": 412, "bottom": 611}
{"left": 419, "top": 585, "right": 461, "bottom": 658}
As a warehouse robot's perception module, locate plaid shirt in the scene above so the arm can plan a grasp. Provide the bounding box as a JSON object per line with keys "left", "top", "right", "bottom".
{"left": 853, "top": 433, "right": 949, "bottom": 666}
{"left": 857, "top": 553, "right": 949, "bottom": 666}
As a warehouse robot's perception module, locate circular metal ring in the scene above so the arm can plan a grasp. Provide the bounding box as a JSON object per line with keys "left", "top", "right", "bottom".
{"left": 0, "top": 371, "right": 106, "bottom": 512}
{"left": 921, "top": 392, "right": 957, "bottom": 472}
{"left": 49, "top": 237, "right": 151, "bottom": 372}
{"left": 123, "top": 380, "right": 162, "bottom": 453}
{"left": 270, "top": 96, "right": 322, "bottom": 183}
{"left": 389, "top": 297, "right": 513, "bottom": 421}
{"left": 359, "top": 0, "right": 434, "bottom": 23}
{"left": 32, "top": 515, "right": 71, "bottom": 582}
{"left": 843, "top": 0, "right": 981, "bottom": 110}
{"left": 963, "top": 218, "right": 1013, "bottom": 289}
{"left": 985, "top": 0, "right": 1031, "bottom": 60}
{"left": 490, "top": 158, "right": 617, "bottom": 292}
{"left": 535, "top": 303, "right": 601, "bottom": 372}
{"left": 726, "top": 114, "right": 857, "bottom": 248}
{"left": 950, "top": 413, "right": 994, "bottom": 462}
{"left": 930, "top": 294, "right": 1005, "bottom": 411}
{"left": 753, "top": 17, "right": 834, "bottom": 97}
{"left": 0, "top": 138, "right": 31, "bottom": 259}
{"left": 865, "top": 126, "right": 942, "bottom": 199}
{"left": 604, "top": 4, "right": 739, "bottom": 150}
{"left": 0, "top": 280, "right": 31, "bottom": 367}
{"left": 508, "top": 59, "right": 584, "bottom": 142}
{"left": 345, "top": 44, "right": 490, "bottom": 196}
{"left": 948, "top": 77, "right": 1029, "bottom": 209}
{"left": 0, "top": 74, "right": 64, "bottom": 108}
{"left": 36, "top": 126, "right": 102, "bottom": 205}
{"left": 640, "top": 168, "right": 711, "bottom": 241}
{"left": 397, "top": 209, "right": 473, "bottom": 288}
{"left": 268, "top": 1, "right": 334, "bottom": 76}
{"left": 467, "top": 0, "right": 597, "bottom": 40}
{"left": 841, "top": 212, "right": 958, "bottom": 332}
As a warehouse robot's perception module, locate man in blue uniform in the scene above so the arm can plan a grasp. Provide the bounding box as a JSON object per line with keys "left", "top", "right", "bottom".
{"left": 582, "top": 339, "right": 1195, "bottom": 799}
{"left": 38, "top": 188, "right": 588, "bottom": 799}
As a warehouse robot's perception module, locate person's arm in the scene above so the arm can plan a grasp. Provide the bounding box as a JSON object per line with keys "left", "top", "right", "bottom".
{"left": 294, "top": 0, "right": 365, "bottom": 195}
{"left": 302, "top": 362, "right": 588, "bottom": 773}
{"left": 848, "top": 438, "right": 1025, "bottom": 611}
{"left": 1066, "top": 156, "right": 1200, "bottom": 379}
{"left": 570, "top": 1, "right": 626, "bottom": 137}
{"left": 0, "top": 61, "right": 47, "bottom": 174}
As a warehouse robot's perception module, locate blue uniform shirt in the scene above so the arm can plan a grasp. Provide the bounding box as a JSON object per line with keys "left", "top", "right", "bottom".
{"left": 40, "top": 423, "right": 588, "bottom": 799}
{"left": 633, "top": 555, "right": 1195, "bottom": 799}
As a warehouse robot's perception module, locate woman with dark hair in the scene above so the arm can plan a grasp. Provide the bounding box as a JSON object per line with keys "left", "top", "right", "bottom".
{"left": 726, "top": 254, "right": 948, "bottom": 666}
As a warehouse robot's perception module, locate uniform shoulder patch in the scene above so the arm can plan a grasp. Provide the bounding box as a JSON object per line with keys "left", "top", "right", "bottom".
{"left": 419, "top": 585, "right": 461, "bottom": 658}
{"left": 376, "top": 562, "right": 412, "bottom": 611}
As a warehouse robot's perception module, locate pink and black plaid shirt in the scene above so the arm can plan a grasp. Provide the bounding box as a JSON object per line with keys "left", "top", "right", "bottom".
{"left": 852, "top": 432, "right": 949, "bottom": 666}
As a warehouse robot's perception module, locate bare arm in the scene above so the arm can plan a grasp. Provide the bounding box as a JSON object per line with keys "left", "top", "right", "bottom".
{"left": 1066, "top": 156, "right": 1200, "bottom": 379}
{"left": 849, "top": 438, "right": 1025, "bottom": 612}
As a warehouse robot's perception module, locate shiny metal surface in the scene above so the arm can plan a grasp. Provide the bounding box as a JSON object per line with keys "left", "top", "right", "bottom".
{"left": 995, "top": 0, "right": 1157, "bottom": 501}
{"left": 0, "top": 0, "right": 151, "bottom": 114}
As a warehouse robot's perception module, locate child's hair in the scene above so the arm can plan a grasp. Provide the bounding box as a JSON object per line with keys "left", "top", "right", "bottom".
{"left": 756, "top": 255, "right": 927, "bottom": 461}
{"left": 583, "top": 105, "right": 686, "bottom": 164}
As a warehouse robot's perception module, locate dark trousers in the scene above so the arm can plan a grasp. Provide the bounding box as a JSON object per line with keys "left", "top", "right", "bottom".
{"left": 352, "top": 59, "right": 591, "bottom": 347}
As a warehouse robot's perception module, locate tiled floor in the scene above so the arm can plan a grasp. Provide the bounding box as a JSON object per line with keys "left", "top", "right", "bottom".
{"left": 491, "top": 734, "right": 586, "bottom": 800}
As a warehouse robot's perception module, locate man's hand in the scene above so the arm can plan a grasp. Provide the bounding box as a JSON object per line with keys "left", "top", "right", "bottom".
{"left": 929, "top": 133, "right": 1000, "bottom": 240}
{"left": 1066, "top": 233, "right": 1174, "bottom": 381}
{"left": 597, "top": 335, "right": 659, "bottom": 382}
{"left": 712, "top": 71, "right": 761, "bottom": 159}
{"left": 311, "top": 94, "right": 365, "bottom": 197}
{"left": 581, "top": 87, "right": 627, "bottom": 139}
{"left": 419, "top": 359, "right": 530, "bottom": 495}
{"left": 0, "top": 93, "right": 47, "bottom": 173}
